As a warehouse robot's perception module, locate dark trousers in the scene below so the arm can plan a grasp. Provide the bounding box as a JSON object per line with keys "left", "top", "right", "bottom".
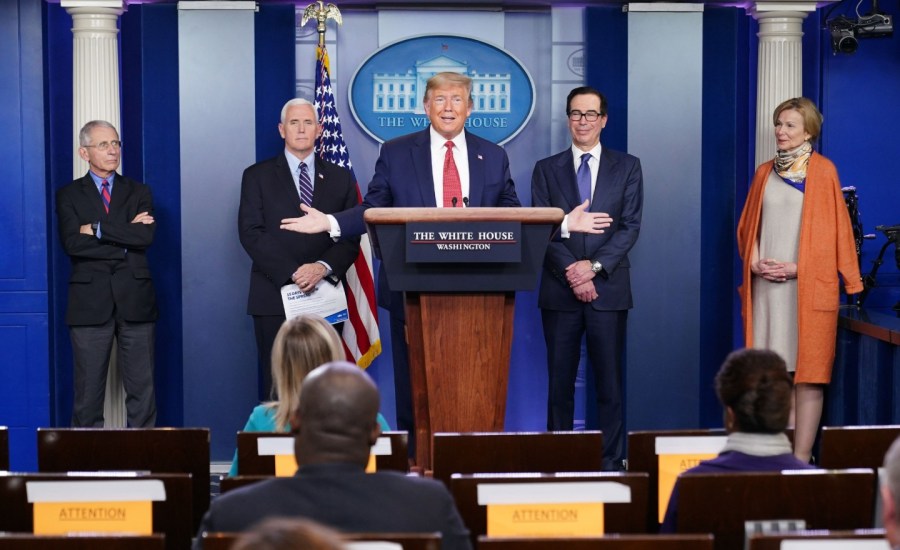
{"left": 70, "top": 317, "right": 156, "bottom": 427}
{"left": 253, "top": 315, "right": 285, "bottom": 402}
{"left": 388, "top": 293, "right": 415, "bottom": 457}
{"left": 542, "top": 307, "right": 626, "bottom": 470}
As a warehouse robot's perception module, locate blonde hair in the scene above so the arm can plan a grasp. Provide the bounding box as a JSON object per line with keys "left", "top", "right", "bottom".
{"left": 267, "top": 315, "right": 345, "bottom": 431}
{"left": 424, "top": 71, "right": 473, "bottom": 103}
{"left": 773, "top": 97, "right": 823, "bottom": 141}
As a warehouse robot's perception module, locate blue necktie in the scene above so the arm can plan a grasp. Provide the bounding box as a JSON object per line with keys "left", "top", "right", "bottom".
{"left": 577, "top": 153, "right": 592, "bottom": 205}
{"left": 298, "top": 162, "right": 313, "bottom": 207}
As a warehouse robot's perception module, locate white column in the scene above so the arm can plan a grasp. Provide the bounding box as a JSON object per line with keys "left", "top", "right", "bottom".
{"left": 748, "top": 2, "right": 817, "bottom": 167}
{"left": 63, "top": 1, "right": 124, "bottom": 178}
{"left": 62, "top": 0, "right": 127, "bottom": 428}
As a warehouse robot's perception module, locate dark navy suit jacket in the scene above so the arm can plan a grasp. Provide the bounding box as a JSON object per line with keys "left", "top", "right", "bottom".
{"left": 333, "top": 128, "right": 520, "bottom": 310}
{"left": 194, "top": 463, "right": 472, "bottom": 550}
{"left": 531, "top": 146, "right": 643, "bottom": 312}
{"left": 333, "top": 128, "right": 520, "bottom": 236}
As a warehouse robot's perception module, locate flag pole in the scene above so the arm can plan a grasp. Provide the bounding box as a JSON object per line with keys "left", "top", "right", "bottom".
{"left": 300, "top": 1, "right": 382, "bottom": 369}
{"left": 301, "top": 1, "right": 343, "bottom": 49}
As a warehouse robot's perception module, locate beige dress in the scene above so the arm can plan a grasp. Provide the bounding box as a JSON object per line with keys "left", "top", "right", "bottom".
{"left": 752, "top": 171, "right": 804, "bottom": 372}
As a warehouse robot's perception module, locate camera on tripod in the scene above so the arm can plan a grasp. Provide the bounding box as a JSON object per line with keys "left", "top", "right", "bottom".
{"left": 875, "top": 224, "right": 900, "bottom": 269}
{"left": 859, "top": 223, "right": 900, "bottom": 309}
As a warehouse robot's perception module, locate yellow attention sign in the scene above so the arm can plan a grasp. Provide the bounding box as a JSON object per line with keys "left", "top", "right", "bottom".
{"left": 657, "top": 453, "right": 717, "bottom": 522}
{"left": 486, "top": 503, "right": 604, "bottom": 537}
{"left": 33, "top": 501, "right": 153, "bottom": 535}
{"left": 274, "top": 454, "right": 299, "bottom": 477}
{"left": 275, "top": 453, "right": 376, "bottom": 476}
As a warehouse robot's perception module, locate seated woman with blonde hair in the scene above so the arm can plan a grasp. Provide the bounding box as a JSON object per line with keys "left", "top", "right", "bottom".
{"left": 228, "top": 314, "right": 389, "bottom": 476}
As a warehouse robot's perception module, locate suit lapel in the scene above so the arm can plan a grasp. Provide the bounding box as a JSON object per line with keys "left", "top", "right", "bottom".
{"left": 412, "top": 130, "right": 436, "bottom": 207}
{"left": 594, "top": 148, "right": 620, "bottom": 209}
{"left": 312, "top": 158, "right": 334, "bottom": 209}
{"left": 465, "top": 132, "right": 485, "bottom": 207}
{"left": 554, "top": 150, "right": 583, "bottom": 210}
{"left": 108, "top": 174, "right": 133, "bottom": 220}
{"left": 79, "top": 174, "right": 110, "bottom": 220}
{"left": 585, "top": 148, "right": 620, "bottom": 255}
{"left": 275, "top": 154, "right": 303, "bottom": 209}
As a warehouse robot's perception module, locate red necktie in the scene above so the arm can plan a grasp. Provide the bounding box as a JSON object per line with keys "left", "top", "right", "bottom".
{"left": 442, "top": 141, "right": 462, "bottom": 207}
{"left": 101, "top": 180, "right": 111, "bottom": 213}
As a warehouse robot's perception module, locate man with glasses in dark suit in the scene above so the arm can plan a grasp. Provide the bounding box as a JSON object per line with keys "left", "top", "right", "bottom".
{"left": 56, "top": 120, "right": 158, "bottom": 427}
{"left": 532, "top": 87, "right": 644, "bottom": 471}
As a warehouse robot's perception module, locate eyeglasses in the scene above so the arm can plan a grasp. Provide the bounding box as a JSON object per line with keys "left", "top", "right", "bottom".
{"left": 568, "top": 111, "right": 603, "bottom": 122}
{"left": 83, "top": 140, "right": 123, "bottom": 151}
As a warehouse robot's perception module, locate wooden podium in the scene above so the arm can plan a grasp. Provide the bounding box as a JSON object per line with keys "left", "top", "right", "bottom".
{"left": 364, "top": 207, "right": 563, "bottom": 469}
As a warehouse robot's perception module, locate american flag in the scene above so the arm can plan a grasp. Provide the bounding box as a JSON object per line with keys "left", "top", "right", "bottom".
{"left": 314, "top": 45, "right": 381, "bottom": 368}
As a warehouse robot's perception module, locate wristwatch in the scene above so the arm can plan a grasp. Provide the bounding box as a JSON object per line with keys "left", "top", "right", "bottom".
{"left": 591, "top": 260, "right": 603, "bottom": 274}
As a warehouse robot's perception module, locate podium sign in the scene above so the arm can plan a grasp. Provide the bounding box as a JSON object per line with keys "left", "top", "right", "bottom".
{"left": 406, "top": 221, "right": 521, "bottom": 263}
{"left": 366, "top": 207, "right": 563, "bottom": 468}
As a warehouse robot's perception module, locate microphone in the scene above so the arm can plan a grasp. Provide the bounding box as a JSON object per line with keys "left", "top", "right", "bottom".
{"left": 462, "top": 197, "right": 469, "bottom": 207}
{"left": 451, "top": 197, "right": 458, "bottom": 208}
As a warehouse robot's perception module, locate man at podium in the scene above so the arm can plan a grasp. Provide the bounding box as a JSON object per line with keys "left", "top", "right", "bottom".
{"left": 532, "top": 86, "right": 644, "bottom": 471}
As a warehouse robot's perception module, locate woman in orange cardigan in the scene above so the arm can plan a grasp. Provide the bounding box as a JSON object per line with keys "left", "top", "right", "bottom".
{"left": 737, "top": 97, "right": 862, "bottom": 463}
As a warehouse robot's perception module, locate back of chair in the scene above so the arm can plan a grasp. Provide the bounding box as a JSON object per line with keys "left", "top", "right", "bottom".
{"left": 220, "top": 475, "right": 270, "bottom": 494}
{"left": 431, "top": 431, "right": 603, "bottom": 487}
{"left": 0, "top": 473, "right": 192, "bottom": 550}
{"left": 450, "top": 471, "right": 651, "bottom": 544}
{"left": 37, "top": 428, "right": 209, "bottom": 532}
{"left": 819, "top": 426, "right": 900, "bottom": 469}
{"left": 236, "top": 431, "right": 409, "bottom": 475}
{"left": 198, "top": 533, "right": 238, "bottom": 550}
{"left": 676, "top": 469, "right": 878, "bottom": 550}
{"left": 0, "top": 425, "right": 8, "bottom": 470}
{"left": 748, "top": 528, "right": 886, "bottom": 550}
{"left": 626, "top": 428, "right": 727, "bottom": 532}
{"left": 477, "top": 534, "right": 715, "bottom": 549}
{"left": 0, "top": 534, "right": 166, "bottom": 549}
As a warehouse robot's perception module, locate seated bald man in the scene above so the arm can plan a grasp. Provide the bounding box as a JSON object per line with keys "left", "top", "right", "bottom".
{"left": 194, "top": 362, "right": 472, "bottom": 550}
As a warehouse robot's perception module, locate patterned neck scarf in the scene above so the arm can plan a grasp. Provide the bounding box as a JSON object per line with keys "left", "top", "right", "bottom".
{"left": 774, "top": 141, "right": 812, "bottom": 185}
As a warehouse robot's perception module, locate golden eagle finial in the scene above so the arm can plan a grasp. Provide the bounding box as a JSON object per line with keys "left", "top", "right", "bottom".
{"left": 301, "top": 2, "right": 343, "bottom": 47}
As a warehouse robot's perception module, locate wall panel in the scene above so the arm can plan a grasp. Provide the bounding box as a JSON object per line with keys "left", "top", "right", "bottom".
{"left": 0, "top": 0, "right": 49, "bottom": 470}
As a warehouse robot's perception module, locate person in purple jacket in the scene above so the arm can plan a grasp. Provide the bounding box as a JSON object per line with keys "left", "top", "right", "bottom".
{"left": 661, "top": 348, "right": 814, "bottom": 532}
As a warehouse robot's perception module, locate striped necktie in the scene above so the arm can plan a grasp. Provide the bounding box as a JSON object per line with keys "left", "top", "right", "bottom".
{"left": 101, "top": 180, "right": 111, "bottom": 213}
{"left": 298, "top": 162, "right": 313, "bottom": 207}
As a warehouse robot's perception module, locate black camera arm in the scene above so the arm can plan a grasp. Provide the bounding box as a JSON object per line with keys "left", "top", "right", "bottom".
{"left": 858, "top": 224, "right": 900, "bottom": 307}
